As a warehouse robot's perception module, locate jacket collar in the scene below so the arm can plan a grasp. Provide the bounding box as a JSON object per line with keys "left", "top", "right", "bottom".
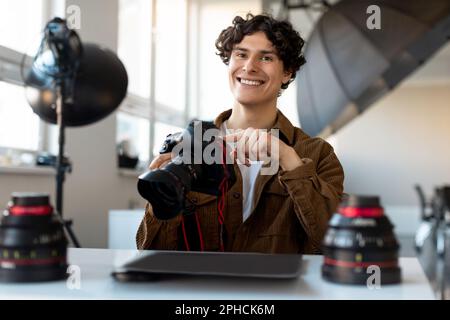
{"left": 214, "top": 108, "right": 296, "bottom": 146}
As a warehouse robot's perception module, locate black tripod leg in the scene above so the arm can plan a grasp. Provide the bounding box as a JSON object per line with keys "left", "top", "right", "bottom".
{"left": 63, "top": 219, "right": 82, "bottom": 248}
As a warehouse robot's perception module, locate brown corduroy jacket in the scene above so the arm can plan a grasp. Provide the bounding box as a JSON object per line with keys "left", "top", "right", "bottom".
{"left": 136, "top": 109, "right": 344, "bottom": 254}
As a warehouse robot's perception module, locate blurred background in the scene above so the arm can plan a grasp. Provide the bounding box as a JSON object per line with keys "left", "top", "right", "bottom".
{"left": 0, "top": 0, "right": 448, "bottom": 270}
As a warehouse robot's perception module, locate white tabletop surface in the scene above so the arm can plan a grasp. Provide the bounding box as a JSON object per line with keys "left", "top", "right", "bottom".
{"left": 0, "top": 248, "right": 436, "bottom": 300}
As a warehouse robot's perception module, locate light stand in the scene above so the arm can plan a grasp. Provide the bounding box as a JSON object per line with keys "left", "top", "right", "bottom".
{"left": 54, "top": 80, "right": 81, "bottom": 247}
{"left": 23, "top": 17, "right": 128, "bottom": 248}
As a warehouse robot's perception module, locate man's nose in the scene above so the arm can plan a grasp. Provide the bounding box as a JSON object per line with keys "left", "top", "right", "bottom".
{"left": 242, "top": 56, "right": 258, "bottom": 73}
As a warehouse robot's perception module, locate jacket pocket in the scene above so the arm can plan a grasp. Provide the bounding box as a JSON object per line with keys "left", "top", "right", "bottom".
{"left": 254, "top": 233, "right": 300, "bottom": 254}
{"left": 186, "top": 191, "right": 217, "bottom": 206}
{"left": 262, "top": 181, "right": 289, "bottom": 196}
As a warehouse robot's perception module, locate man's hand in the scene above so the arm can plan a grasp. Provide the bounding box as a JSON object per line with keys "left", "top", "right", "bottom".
{"left": 148, "top": 153, "right": 172, "bottom": 170}
{"left": 223, "top": 127, "right": 303, "bottom": 171}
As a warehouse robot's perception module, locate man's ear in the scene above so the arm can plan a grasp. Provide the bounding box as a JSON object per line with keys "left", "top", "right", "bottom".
{"left": 282, "top": 70, "right": 292, "bottom": 84}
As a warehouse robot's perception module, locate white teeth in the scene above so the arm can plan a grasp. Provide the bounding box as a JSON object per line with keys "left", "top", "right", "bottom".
{"left": 240, "top": 78, "right": 263, "bottom": 86}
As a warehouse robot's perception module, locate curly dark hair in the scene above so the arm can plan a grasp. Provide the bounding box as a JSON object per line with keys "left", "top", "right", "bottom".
{"left": 215, "top": 13, "right": 306, "bottom": 90}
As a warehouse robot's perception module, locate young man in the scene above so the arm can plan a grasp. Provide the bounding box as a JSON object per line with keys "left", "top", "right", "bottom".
{"left": 136, "top": 14, "right": 344, "bottom": 254}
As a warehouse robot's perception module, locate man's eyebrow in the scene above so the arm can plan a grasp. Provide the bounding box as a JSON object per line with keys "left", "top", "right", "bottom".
{"left": 233, "top": 47, "right": 277, "bottom": 55}
{"left": 233, "top": 47, "right": 248, "bottom": 52}
{"left": 260, "top": 50, "right": 276, "bottom": 55}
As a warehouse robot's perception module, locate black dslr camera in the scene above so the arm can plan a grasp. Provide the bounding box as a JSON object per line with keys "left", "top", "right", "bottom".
{"left": 137, "top": 120, "right": 235, "bottom": 220}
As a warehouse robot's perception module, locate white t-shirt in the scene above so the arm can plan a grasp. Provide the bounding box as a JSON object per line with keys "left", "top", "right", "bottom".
{"left": 221, "top": 121, "right": 263, "bottom": 222}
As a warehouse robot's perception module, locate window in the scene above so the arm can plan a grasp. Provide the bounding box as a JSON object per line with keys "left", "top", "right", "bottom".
{"left": 116, "top": 111, "right": 150, "bottom": 163}
{"left": 0, "top": 0, "right": 50, "bottom": 164}
{"left": 117, "top": 0, "right": 152, "bottom": 98}
{"left": 0, "top": 0, "right": 43, "bottom": 54}
{"left": 117, "top": 0, "right": 188, "bottom": 168}
{"left": 0, "top": 82, "right": 41, "bottom": 151}
{"left": 154, "top": 0, "right": 187, "bottom": 112}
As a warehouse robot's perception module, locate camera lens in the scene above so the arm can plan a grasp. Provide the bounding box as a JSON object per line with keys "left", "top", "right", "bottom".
{"left": 138, "top": 165, "right": 188, "bottom": 220}
{"left": 0, "top": 193, "right": 68, "bottom": 282}
{"left": 321, "top": 194, "right": 401, "bottom": 285}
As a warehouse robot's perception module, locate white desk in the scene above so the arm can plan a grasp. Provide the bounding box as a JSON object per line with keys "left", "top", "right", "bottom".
{"left": 0, "top": 248, "right": 435, "bottom": 300}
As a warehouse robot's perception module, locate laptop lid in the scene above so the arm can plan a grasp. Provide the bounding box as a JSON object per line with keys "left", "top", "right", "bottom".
{"left": 112, "top": 250, "right": 302, "bottom": 281}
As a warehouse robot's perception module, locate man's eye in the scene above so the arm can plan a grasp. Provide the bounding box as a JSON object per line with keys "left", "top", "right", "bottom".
{"left": 235, "top": 52, "right": 246, "bottom": 58}
{"left": 261, "top": 56, "right": 273, "bottom": 62}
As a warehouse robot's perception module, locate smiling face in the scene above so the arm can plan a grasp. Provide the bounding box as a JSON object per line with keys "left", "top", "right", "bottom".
{"left": 228, "top": 32, "right": 292, "bottom": 108}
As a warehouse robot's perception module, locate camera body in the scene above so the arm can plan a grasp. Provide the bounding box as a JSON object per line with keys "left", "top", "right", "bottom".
{"left": 138, "top": 120, "right": 235, "bottom": 220}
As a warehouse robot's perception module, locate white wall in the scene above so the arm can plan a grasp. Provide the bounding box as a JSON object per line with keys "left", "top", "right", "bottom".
{"left": 0, "top": 0, "right": 146, "bottom": 248}
{"left": 332, "top": 83, "right": 450, "bottom": 207}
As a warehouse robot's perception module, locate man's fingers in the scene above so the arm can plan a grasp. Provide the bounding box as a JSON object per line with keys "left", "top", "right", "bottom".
{"left": 225, "top": 128, "right": 274, "bottom": 166}
{"left": 148, "top": 153, "right": 172, "bottom": 170}
{"left": 223, "top": 130, "right": 244, "bottom": 142}
{"left": 247, "top": 129, "right": 259, "bottom": 161}
{"left": 159, "top": 159, "right": 171, "bottom": 169}
{"left": 236, "top": 134, "right": 249, "bottom": 166}
{"left": 258, "top": 131, "right": 270, "bottom": 160}
{"left": 239, "top": 129, "right": 255, "bottom": 166}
